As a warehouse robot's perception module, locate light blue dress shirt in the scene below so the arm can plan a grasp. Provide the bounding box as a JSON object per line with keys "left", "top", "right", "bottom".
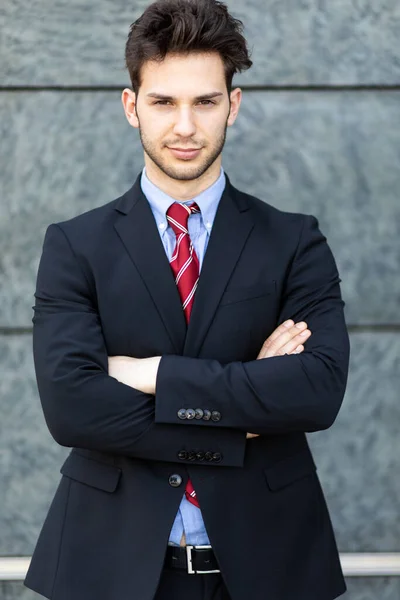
{"left": 140, "top": 165, "right": 226, "bottom": 546}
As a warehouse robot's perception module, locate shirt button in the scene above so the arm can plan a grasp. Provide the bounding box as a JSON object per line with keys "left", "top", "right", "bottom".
{"left": 169, "top": 474, "right": 183, "bottom": 487}
{"left": 196, "top": 451, "right": 205, "bottom": 461}
{"left": 202, "top": 409, "right": 211, "bottom": 421}
{"left": 212, "top": 452, "right": 222, "bottom": 463}
{"left": 211, "top": 411, "right": 221, "bottom": 422}
{"left": 186, "top": 408, "right": 196, "bottom": 420}
{"left": 178, "top": 409, "right": 187, "bottom": 420}
{"left": 204, "top": 451, "right": 214, "bottom": 461}
{"left": 188, "top": 451, "right": 197, "bottom": 460}
{"left": 159, "top": 223, "right": 166, "bottom": 229}
{"left": 177, "top": 450, "right": 188, "bottom": 460}
{"left": 195, "top": 408, "right": 204, "bottom": 419}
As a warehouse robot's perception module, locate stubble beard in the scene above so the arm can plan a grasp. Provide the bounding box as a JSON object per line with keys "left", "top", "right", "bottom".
{"left": 138, "top": 120, "right": 228, "bottom": 182}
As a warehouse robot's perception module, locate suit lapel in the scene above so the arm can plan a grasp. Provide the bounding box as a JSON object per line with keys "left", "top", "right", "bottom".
{"left": 113, "top": 174, "right": 255, "bottom": 357}
{"left": 113, "top": 176, "right": 187, "bottom": 354}
{"left": 183, "top": 177, "right": 254, "bottom": 356}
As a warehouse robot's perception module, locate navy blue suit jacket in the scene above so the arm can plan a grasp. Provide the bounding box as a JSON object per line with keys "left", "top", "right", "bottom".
{"left": 24, "top": 174, "right": 350, "bottom": 600}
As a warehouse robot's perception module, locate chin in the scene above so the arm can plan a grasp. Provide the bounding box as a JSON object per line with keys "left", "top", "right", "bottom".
{"left": 169, "top": 170, "right": 203, "bottom": 182}
{"left": 160, "top": 162, "right": 206, "bottom": 181}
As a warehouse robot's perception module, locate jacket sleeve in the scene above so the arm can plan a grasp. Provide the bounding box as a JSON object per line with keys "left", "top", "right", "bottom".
{"left": 32, "top": 223, "right": 246, "bottom": 466}
{"left": 154, "top": 215, "right": 351, "bottom": 434}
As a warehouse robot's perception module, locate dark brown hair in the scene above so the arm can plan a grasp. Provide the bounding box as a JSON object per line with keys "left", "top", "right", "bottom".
{"left": 125, "top": 0, "right": 252, "bottom": 93}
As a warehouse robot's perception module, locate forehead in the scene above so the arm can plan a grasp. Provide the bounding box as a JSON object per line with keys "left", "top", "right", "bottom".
{"left": 140, "top": 52, "right": 226, "bottom": 96}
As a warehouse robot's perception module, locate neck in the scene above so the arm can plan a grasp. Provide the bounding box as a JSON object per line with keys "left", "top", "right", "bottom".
{"left": 144, "top": 156, "right": 222, "bottom": 201}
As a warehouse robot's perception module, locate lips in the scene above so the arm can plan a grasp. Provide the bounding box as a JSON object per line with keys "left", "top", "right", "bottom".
{"left": 168, "top": 147, "right": 202, "bottom": 160}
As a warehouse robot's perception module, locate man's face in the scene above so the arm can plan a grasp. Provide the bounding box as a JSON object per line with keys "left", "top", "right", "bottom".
{"left": 124, "top": 52, "right": 241, "bottom": 182}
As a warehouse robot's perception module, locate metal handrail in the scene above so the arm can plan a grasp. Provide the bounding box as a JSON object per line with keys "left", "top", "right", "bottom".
{"left": 1, "top": 554, "right": 400, "bottom": 581}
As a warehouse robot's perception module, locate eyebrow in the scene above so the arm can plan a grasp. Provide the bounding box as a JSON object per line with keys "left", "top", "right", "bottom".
{"left": 146, "top": 92, "right": 224, "bottom": 101}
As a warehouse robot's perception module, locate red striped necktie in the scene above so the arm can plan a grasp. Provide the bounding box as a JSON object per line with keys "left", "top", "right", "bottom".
{"left": 166, "top": 201, "right": 201, "bottom": 508}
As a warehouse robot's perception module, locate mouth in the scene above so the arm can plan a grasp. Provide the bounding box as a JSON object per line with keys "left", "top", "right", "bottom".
{"left": 167, "top": 147, "right": 202, "bottom": 160}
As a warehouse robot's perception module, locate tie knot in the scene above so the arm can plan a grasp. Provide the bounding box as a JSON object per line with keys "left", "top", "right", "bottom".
{"left": 166, "top": 202, "right": 200, "bottom": 236}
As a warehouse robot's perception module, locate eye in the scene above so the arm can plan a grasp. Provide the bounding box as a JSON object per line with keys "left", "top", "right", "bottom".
{"left": 153, "top": 100, "right": 172, "bottom": 106}
{"left": 198, "top": 100, "right": 215, "bottom": 106}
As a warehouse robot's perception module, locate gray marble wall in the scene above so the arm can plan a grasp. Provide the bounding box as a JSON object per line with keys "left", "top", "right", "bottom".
{"left": 1, "top": 2, "right": 399, "bottom": 599}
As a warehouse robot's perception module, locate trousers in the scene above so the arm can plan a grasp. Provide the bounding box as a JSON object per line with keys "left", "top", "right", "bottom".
{"left": 153, "top": 566, "right": 231, "bottom": 600}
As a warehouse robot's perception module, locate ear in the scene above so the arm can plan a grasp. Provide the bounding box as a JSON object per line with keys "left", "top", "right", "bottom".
{"left": 227, "top": 87, "right": 242, "bottom": 127}
{"left": 121, "top": 88, "right": 139, "bottom": 128}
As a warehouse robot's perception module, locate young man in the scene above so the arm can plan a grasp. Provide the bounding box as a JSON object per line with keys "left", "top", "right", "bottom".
{"left": 24, "top": 1, "right": 350, "bottom": 599}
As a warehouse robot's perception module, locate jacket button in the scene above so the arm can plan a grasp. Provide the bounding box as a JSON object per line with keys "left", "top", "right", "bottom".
{"left": 211, "top": 411, "right": 221, "bottom": 422}
{"left": 178, "top": 409, "right": 187, "bottom": 420}
{"left": 204, "top": 451, "right": 214, "bottom": 461}
{"left": 196, "top": 451, "right": 205, "bottom": 461}
{"left": 212, "top": 452, "right": 222, "bottom": 462}
{"left": 195, "top": 408, "right": 204, "bottom": 419}
{"left": 169, "top": 474, "right": 183, "bottom": 487}
{"left": 177, "top": 450, "right": 188, "bottom": 460}
{"left": 186, "top": 408, "right": 196, "bottom": 420}
{"left": 188, "top": 451, "right": 197, "bottom": 460}
{"left": 202, "top": 409, "right": 211, "bottom": 421}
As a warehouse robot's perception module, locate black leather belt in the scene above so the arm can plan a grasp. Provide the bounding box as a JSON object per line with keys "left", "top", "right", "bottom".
{"left": 165, "top": 545, "right": 221, "bottom": 574}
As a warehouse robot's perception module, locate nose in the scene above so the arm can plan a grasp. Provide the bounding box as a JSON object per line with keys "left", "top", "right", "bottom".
{"left": 172, "top": 106, "right": 197, "bottom": 139}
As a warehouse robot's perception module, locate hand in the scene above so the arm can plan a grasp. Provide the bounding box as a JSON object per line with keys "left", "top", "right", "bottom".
{"left": 256, "top": 319, "right": 311, "bottom": 360}
{"left": 108, "top": 355, "right": 161, "bottom": 395}
{"left": 246, "top": 319, "right": 312, "bottom": 439}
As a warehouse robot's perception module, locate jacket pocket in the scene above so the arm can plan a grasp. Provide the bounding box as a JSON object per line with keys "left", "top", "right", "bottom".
{"left": 219, "top": 280, "right": 276, "bottom": 307}
{"left": 60, "top": 451, "right": 122, "bottom": 493}
{"left": 264, "top": 451, "right": 317, "bottom": 492}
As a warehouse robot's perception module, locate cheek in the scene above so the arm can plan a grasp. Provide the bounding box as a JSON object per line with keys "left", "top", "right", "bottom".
{"left": 139, "top": 109, "right": 172, "bottom": 136}
{"left": 198, "top": 112, "right": 226, "bottom": 137}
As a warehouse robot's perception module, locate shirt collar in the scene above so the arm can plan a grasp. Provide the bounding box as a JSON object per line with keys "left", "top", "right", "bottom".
{"left": 140, "top": 166, "right": 226, "bottom": 232}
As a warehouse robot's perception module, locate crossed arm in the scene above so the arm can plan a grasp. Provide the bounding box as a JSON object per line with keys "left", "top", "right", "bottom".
{"left": 32, "top": 216, "right": 350, "bottom": 464}
{"left": 108, "top": 319, "right": 313, "bottom": 438}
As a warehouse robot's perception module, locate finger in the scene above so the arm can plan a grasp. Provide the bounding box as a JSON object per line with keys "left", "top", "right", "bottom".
{"left": 258, "top": 323, "right": 309, "bottom": 358}
{"left": 258, "top": 329, "right": 310, "bottom": 359}
{"left": 265, "top": 319, "right": 296, "bottom": 343}
{"left": 268, "top": 328, "right": 311, "bottom": 358}
{"left": 257, "top": 320, "right": 306, "bottom": 358}
{"left": 259, "top": 321, "right": 308, "bottom": 353}
{"left": 276, "top": 344, "right": 305, "bottom": 357}
{"left": 277, "top": 330, "right": 311, "bottom": 357}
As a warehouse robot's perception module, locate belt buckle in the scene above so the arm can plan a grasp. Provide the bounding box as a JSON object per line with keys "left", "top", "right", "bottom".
{"left": 185, "top": 545, "right": 221, "bottom": 575}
